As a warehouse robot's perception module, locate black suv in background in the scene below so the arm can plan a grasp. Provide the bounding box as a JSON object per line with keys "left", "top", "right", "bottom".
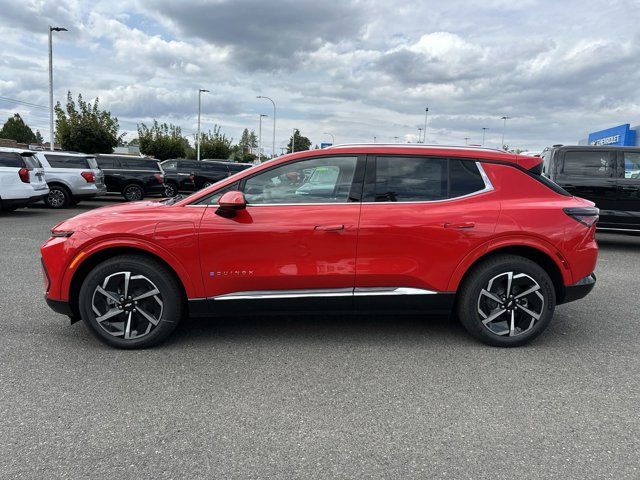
{"left": 542, "top": 145, "right": 640, "bottom": 233}
{"left": 95, "top": 155, "right": 165, "bottom": 201}
{"left": 160, "top": 159, "right": 252, "bottom": 196}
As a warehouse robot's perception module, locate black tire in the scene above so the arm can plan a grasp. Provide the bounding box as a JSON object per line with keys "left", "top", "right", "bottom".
{"left": 164, "top": 182, "right": 178, "bottom": 197}
{"left": 45, "top": 185, "right": 71, "bottom": 208}
{"left": 122, "top": 184, "right": 144, "bottom": 201}
{"left": 78, "top": 255, "right": 183, "bottom": 348}
{"left": 457, "top": 255, "right": 556, "bottom": 347}
{"left": 203, "top": 181, "right": 214, "bottom": 188}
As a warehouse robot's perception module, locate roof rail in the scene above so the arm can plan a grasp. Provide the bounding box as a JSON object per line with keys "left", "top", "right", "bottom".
{"left": 325, "top": 143, "right": 508, "bottom": 154}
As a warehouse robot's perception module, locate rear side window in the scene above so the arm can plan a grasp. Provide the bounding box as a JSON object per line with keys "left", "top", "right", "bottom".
{"left": 562, "top": 151, "right": 613, "bottom": 177}
{"left": 45, "top": 155, "right": 91, "bottom": 168}
{"left": 162, "top": 161, "right": 177, "bottom": 171}
{"left": 449, "top": 160, "right": 486, "bottom": 197}
{"left": 120, "top": 158, "right": 161, "bottom": 171}
{"left": 96, "top": 157, "right": 115, "bottom": 169}
{"left": 374, "top": 156, "right": 447, "bottom": 202}
{"left": 0, "top": 153, "right": 25, "bottom": 168}
{"left": 622, "top": 152, "right": 640, "bottom": 179}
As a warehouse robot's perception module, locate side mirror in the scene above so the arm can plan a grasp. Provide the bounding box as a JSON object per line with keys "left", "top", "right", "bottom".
{"left": 216, "top": 190, "right": 246, "bottom": 218}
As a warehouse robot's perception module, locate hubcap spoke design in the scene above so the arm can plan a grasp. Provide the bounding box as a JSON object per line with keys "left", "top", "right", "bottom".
{"left": 477, "top": 271, "right": 544, "bottom": 337}
{"left": 91, "top": 271, "right": 163, "bottom": 340}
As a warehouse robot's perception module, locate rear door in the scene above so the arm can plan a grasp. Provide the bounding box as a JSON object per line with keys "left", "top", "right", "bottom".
{"left": 354, "top": 155, "right": 500, "bottom": 311}
{"left": 614, "top": 150, "right": 640, "bottom": 230}
{"left": 97, "top": 156, "right": 120, "bottom": 192}
{"left": 555, "top": 149, "right": 617, "bottom": 227}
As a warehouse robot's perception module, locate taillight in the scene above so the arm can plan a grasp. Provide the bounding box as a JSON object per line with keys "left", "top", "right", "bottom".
{"left": 564, "top": 207, "right": 599, "bottom": 227}
{"left": 154, "top": 173, "right": 164, "bottom": 184}
{"left": 81, "top": 171, "right": 95, "bottom": 183}
{"left": 18, "top": 168, "right": 30, "bottom": 183}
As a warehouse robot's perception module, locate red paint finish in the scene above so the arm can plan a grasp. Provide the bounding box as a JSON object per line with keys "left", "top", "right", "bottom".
{"left": 41, "top": 145, "right": 598, "bottom": 312}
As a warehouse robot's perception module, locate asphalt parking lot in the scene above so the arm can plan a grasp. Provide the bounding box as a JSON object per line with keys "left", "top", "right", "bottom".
{"left": 0, "top": 199, "right": 638, "bottom": 479}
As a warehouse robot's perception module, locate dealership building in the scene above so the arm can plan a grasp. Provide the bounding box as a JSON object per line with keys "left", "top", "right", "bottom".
{"left": 578, "top": 123, "right": 640, "bottom": 146}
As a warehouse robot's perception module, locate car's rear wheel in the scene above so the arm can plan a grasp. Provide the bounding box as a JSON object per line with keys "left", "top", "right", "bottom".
{"left": 45, "top": 185, "right": 70, "bottom": 208}
{"left": 78, "top": 255, "right": 183, "bottom": 348}
{"left": 164, "top": 182, "right": 178, "bottom": 197}
{"left": 123, "top": 184, "right": 144, "bottom": 201}
{"left": 457, "top": 255, "right": 556, "bottom": 347}
{"left": 202, "top": 181, "right": 214, "bottom": 188}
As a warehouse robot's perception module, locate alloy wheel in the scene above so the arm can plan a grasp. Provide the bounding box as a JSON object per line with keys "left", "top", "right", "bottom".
{"left": 124, "top": 185, "right": 143, "bottom": 201}
{"left": 477, "top": 271, "right": 544, "bottom": 337}
{"left": 91, "top": 271, "right": 163, "bottom": 340}
{"left": 47, "top": 188, "right": 66, "bottom": 208}
{"left": 165, "top": 184, "right": 177, "bottom": 197}
{"left": 203, "top": 182, "right": 213, "bottom": 188}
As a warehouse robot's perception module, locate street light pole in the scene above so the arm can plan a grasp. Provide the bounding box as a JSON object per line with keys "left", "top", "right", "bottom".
{"left": 258, "top": 114, "right": 268, "bottom": 163}
{"left": 291, "top": 128, "right": 296, "bottom": 153}
{"left": 48, "top": 26, "right": 67, "bottom": 151}
{"left": 423, "top": 107, "right": 429, "bottom": 143}
{"left": 257, "top": 96, "right": 276, "bottom": 158}
{"left": 500, "top": 116, "right": 511, "bottom": 150}
{"left": 323, "top": 132, "right": 335, "bottom": 145}
{"left": 197, "top": 89, "right": 209, "bottom": 161}
{"left": 417, "top": 127, "right": 423, "bottom": 143}
{"left": 373, "top": 136, "right": 377, "bottom": 143}
{"left": 481, "top": 127, "right": 489, "bottom": 147}
{"left": 464, "top": 137, "right": 470, "bottom": 145}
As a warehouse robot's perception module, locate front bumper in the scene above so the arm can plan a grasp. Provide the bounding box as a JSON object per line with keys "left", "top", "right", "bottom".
{"left": 45, "top": 297, "right": 80, "bottom": 323}
{"left": 560, "top": 273, "right": 596, "bottom": 305}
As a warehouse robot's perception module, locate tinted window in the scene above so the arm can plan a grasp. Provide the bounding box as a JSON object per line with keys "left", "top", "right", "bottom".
{"left": 162, "top": 161, "right": 177, "bottom": 171}
{"left": 96, "top": 157, "right": 115, "bottom": 169}
{"left": 541, "top": 149, "right": 553, "bottom": 177}
{"left": 374, "top": 156, "right": 447, "bottom": 202}
{"left": 244, "top": 156, "right": 357, "bottom": 204}
{"left": 563, "top": 151, "right": 612, "bottom": 177}
{"left": 45, "top": 154, "right": 91, "bottom": 168}
{"left": 195, "top": 182, "right": 241, "bottom": 205}
{"left": 450, "top": 160, "right": 486, "bottom": 197}
{"left": 24, "top": 156, "right": 42, "bottom": 169}
{"left": 178, "top": 161, "right": 197, "bottom": 172}
{"left": 0, "top": 153, "right": 25, "bottom": 168}
{"left": 120, "top": 158, "right": 161, "bottom": 171}
{"left": 623, "top": 152, "right": 640, "bottom": 179}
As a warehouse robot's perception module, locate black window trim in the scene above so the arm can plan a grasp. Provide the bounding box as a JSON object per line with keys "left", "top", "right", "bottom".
{"left": 362, "top": 154, "right": 493, "bottom": 204}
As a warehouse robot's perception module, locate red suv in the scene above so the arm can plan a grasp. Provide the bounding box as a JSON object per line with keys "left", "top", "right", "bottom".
{"left": 41, "top": 145, "right": 598, "bottom": 348}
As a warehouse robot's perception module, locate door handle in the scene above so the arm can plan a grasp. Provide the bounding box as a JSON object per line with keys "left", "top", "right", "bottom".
{"left": 444, "top": 222, "right": 475, "bottom": 229}
{"left": 315, "top": 224, "right": 345, "bottom": 232}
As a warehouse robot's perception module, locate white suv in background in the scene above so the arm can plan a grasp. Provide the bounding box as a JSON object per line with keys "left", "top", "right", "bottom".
{"left": 0, "top": 147, "right": 49, "bottom": 212}
{"left": 34, "top": 151, "right": 106, "bottom": 208}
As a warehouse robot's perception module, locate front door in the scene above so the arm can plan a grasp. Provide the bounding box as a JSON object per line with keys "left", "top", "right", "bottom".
{"left": 197, "top": 155, "right": 363, "bottom": 311}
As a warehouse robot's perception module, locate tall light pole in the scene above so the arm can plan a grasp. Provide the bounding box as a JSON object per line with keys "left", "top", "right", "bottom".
{"left": 323, "top": 132, "right": 335, "bottom": 145}
{"left": 423, "top": 107, "right": 429, "bottom": 144}
{"left": 291, "top": 128, "right": 296, "bottom": 153}
{"left": 257, "top": 96, "right": 276, "bottom": 158}
{"left": 500, "top": 116, "right": 511, "bottom": 150}
{"left": 373, "top": 136, "right": 377, "bottom": 143}
{"left": 258, "top": 114, "right": 268, "bottom": 163}
{"left": 417, "top": 127, "right": 423, "bottom": 143}
{"left": 481, "top": 127, "right": 489, "bottom": 147}
{"left": 464, "top": 137, "right": 470, "bottom": 145}
{"left": 197, "top": 88, "right": 209, "bottom": 161}
{"left": 393, "top": 136, "right": 399, "bottom": 143}
{"left": 48, "top": 26, "right": 67, "bottom": 151}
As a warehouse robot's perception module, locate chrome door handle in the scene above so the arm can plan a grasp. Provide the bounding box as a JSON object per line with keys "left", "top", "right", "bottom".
{"left": 315, "top": 224, "right": 345, "bottom": 232}
{"left": 444, "top": 222, "right": 475, "bottom": 229}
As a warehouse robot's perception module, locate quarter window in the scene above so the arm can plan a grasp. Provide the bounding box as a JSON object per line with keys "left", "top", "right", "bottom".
{"left": 243, "top": 156, "right": 357, "bottom": 204}
{"left": 449, "top": 159, "right": 486, "bottom": 198}
{"left": 563, "top": 151, "right": 612, "bottom": 177}
{"left": 45, "top": 155, "right": 91, "bottom": 168}
{"left": 623, "top": 152, "right": 640, "bottom": 179}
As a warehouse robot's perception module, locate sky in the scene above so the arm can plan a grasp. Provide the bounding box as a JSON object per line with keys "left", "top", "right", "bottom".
{"left": 1, "top": 0, "right": 640, "bottom": 153}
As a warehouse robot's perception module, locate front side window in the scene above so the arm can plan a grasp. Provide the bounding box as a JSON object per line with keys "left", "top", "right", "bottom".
{"left": 121, "top": 158, "right": 161, "bottom": 171}
{"left": 162, "top": 161, "right": 177, "bottom": 172}
{"left": 623, "top": 152, "right": 640, "bottom": 179}
{"left": 243, "top": 156, "right": 357, "bottom": 204}
{"left": 562, "top": 151, "right": 612, "bottom": 177}
{"left": 374, "top": 156, "right": 447, "bottom": 202}
{"left": 96, "top": 157, "right": 115, "bottom": 169}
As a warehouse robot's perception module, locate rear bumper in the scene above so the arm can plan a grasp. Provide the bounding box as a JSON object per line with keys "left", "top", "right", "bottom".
{"left": 560, "top": 273, "right": 596, "bottom": 305}
{"left": 2, "top": 193, "right": 47, "bottom": 209}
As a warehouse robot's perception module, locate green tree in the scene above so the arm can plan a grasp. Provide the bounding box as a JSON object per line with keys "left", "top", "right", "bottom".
{"left": 193, "top": 125, "right": 233, "bottom": 160}
{"left": 287, "top": 129, "right": 311, "bottom": 153}
{"left": 0, "top": 113, "right": 37, "bottom": 143}
{"left": 137, "top": 120, "right": 186, "bottom": 160}
{"left": 35, "top": 130, "right": 44, "bottom": 144}
{"left": 55, "top": 92, "right": 122, "bottom": 153}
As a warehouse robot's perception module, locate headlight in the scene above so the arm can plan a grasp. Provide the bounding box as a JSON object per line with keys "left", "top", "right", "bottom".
{"left": 51, "top": 230, "right": 74, "bottom": 238}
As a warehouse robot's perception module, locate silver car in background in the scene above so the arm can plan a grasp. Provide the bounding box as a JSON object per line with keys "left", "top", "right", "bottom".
{"left": 34, "top": 151, "right": 107, "bottom": 208}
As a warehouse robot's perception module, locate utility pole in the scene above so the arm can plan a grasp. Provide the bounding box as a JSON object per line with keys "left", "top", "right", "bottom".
{"left": 257, "top": 96, "right": 276, "bottom": 158}
{"left": 464, "top": 137, "right": 470, "bottom": 145}
{"left": 258, "top": 114, "right": 268, "bottom": 163}
{"left": 423, "top": 107, "right": 429, "bottom": 144}
{"left": 48, "top": 26, "right": 67, "bottom": 151}
{"left": 417, "top": 127, "right": 423, "bottom": 143}
{"left": 197, "top": 89, "right": 209, "bottom": 161}
{"left": 482, "top": 127, "right": 489, "bottom": 147}
{"left": 500, "top": 116, "right": 511, "bottom": 150}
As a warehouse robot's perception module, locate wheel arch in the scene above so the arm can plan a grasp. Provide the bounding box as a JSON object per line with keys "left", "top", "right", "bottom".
{"left": 66, "top": 245, "right": 190, "bottom": 319}
{"left": 122, "top": 180, "right": 146, "bottom": 193}
{"left": 449, "top": 241, "right": 570, "bottom": 303}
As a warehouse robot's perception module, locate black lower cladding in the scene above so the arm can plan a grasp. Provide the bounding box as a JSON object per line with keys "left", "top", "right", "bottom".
{"left": 560, "top": 273, "right": 596, "bottom": 305}
{"left": 188, "top": 292, "right": 456, "bottom": 318}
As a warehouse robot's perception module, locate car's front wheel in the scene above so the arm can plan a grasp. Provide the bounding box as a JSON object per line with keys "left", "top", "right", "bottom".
{"left": 123, "top": 184, "right": 144, "bottom": 201}
{"left": 164, "top": 182, "right": 178, "bottom": 197}
{"left": 457, "top": 255, "right": 556, "bottom": 347}
{"left": 78, "top": 255, "right": 183, "bottom": 348}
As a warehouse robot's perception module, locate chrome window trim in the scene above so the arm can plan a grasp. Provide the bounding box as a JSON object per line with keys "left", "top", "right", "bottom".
{"left": 212, "top": 287, "right": 437, "bottom": 300}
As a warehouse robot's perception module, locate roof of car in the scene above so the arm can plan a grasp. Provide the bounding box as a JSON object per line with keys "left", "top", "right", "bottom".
{"left": 0, "top": 146, "right": 36, "bottom": 156}
{"left": 35, "top": 150, "right": 94, "bottom": 157}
